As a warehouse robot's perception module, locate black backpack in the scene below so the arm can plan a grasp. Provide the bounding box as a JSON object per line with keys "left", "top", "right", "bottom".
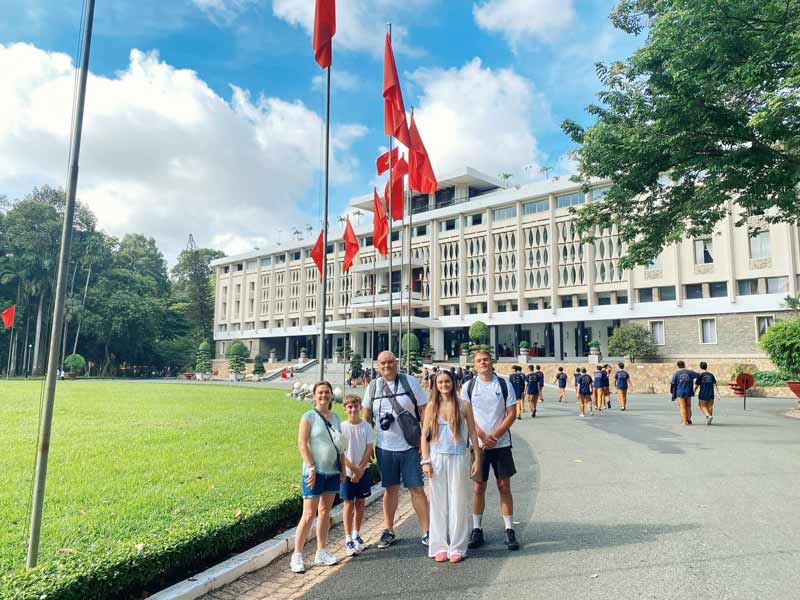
{"left": 466, "top": 375, "right": 510, "bottom": 402}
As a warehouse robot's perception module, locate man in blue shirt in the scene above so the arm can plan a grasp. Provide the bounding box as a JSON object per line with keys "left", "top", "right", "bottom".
{"left": 614, "top": 362, "right": 631, "bottom": 411}
{"left": 670, "top": 360, "right": 698, "bottom": 425}
{"left": 525, "top": 365, "right": 540, "bottom": 417}
{"left": 509, "top": 366, "right": 526, "bottom": 420}
{"left": 535, "top": 366, "right": 546, "bottom": 403}
{"left": 578, "top": 368, "right": 593, "bottom": 416}
{"left": 694, "top": 361, "right": 721, "bottom": 425}
{"left": 554, "top": 367, "right": 568, "bottom": 402}
{"left": 592, "top": 367, "right": 605, "bottom": 411}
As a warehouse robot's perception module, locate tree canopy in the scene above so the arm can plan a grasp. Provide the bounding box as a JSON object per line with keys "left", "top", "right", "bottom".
{"left": 562, "top": 0, "right": 800, "bottom": 267}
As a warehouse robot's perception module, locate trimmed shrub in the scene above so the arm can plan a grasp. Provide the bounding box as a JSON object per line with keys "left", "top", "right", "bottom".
{"left": 401, "top": 332, "right": 420, "bottom": 355}
{"left": 607, "top": 324, "right": 657, "bottom": 362}
{"left": 469, "top": 321, "right": 489, "bottom": 344}
{"left": 226, "top": 341, "right": 249, "bottom": 376}
{"left": 252, "top": 355, "right": 265, "bottom": 375}
{"left": 349, "top": 352, "right": 364, "bottom": 379}
{"left": 759, "top": 318, "right": 800, "bottom": 379}
{"left": 753, "top": 370, "right": 793, "bottom": 387}
{"left": 63, "top": 354, "right": 86, "bottom": 375}
{"left": 195, "top": 342, "right": 212, "bottom": 373}
{"left": 519, "top": 340, "right": 530, "bottom": 349}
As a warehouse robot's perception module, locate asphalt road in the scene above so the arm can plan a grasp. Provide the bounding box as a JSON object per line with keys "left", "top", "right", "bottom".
{"left": 298, "top": 392, "right": 800, "bottom": 600}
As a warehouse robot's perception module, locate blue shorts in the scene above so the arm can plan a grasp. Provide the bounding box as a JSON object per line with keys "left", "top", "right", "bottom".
{"left": 340, "top": 471, "right": 373, "bottom": 500}
{"left": 301, "top": 471, "right": 340, "bottom": 498}
{"left": 376, "top": 447, "right": 424, "bottom": 489}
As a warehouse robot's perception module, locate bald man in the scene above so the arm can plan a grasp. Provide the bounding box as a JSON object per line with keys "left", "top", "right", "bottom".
{"left": 364, "top": 351, "right": 430, "bottom": 549}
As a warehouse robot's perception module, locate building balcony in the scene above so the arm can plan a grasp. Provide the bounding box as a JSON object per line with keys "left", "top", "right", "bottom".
{"left": 351, "top": 290, "right": 427, "bottom": 309}
{"left": 349, "top": 256, "right": 427, "bottom": 273}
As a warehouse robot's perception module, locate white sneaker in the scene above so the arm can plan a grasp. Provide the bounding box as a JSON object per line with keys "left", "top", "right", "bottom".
{"left": 314, "top": 547, "right": 338, "bottom": 566}
{"left": 354, "top": 535, "right": 367, "bottom": 552}
{"left": 289, "top": 552, "right": 305, "bottom": 573}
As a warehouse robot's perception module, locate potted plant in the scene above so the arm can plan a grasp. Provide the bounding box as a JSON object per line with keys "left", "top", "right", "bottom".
{"left": 518, "top": 340, "right": 530, "bottom": 362}
{"left": 759, "top": 318, "right": 800, "bottom": 408}
{"left": 298, "top": 347, "right": 308, "bottom": 363}
{"left": 63, "top": 354, "right": 86, "bottom": 379}
{"left": 268, "top": 347, "right": 277, "bottom": 364}
{"left": 588, "top": 340, "right": 602, "bottom": 362}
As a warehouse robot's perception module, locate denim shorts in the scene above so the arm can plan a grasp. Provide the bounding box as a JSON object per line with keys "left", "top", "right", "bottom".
{"left": 301, "top": 471, "right": 340, "bottom": 498}
{"left": 376, "top": 446, "right": 424, "bottom": 489}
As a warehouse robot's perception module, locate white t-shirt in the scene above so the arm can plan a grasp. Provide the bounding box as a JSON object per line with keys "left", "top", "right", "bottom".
{"left": 461, "top": 375, "right": 516, "bottom": 449}
{"left": 365, "top": 374, "right": 428, "bottom": 452}
{"left": 340, "top": 420, "right": 374, "bottom": 478}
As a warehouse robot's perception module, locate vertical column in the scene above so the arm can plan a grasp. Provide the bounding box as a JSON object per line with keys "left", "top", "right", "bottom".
{"left": 548, "top": 194, "right": 558, "bottom": 314}
{"left": 226, "top": 270, "right": 235, "bottom": 322}
{"left": 585, "top": 191, "right": 595, "bottom": 312}
{"left": 486, "top": 208, "right": 495, "bottom": 318}
{"left": 786, "top": 222, "right": 798, "bottom": 296}
{"left": 516, "top": 200, "right": 524, "bottom": 316}
{"left": 553, "top": 322, "right": 563, "bottom": 361}
{"left": 267, "top": 260, "right": 276, "bottom": 328}
{"left": 489, "top": 325, "right": 497, "bottom": 355}
{"left": 726, "top": 200, "right": 738, "bottom": 302}
{"left": 254, "top": 260, "right": 264, "bottom": 329}
{"left": 299, "top": 253, "right": 308, "bottom": 325}
{"left": 332, "top": 242, "right": 341, "bottom": 320}
{"left": 283, "top": 254, "right": 290, "bottom": 325}
{"left": 459, "top": 218, "right": 467, "bottom": 319}
{"left": 674, "top": 243, "right": 683, "bottom": 307}
{"left": 627, "top": 265, "right": 635, "bottom": 311}
{"left": 431, "top": 220, "right": 441, "bottom": 318}
{"left": 431, "top": 328, "right": 444, "bottom": 361}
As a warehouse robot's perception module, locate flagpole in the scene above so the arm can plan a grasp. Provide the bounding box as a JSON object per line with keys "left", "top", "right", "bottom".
{"left": 5, "top": 318, "right": 14, "bottom": 379}
{"left": 407, "top": 187, "right": 413, "bottom": 372}
{"left": 318, "top": 64, "right": 331, "bottom": 382}
{"left": 27, "top": 0, "right": 95, "bottom": 568}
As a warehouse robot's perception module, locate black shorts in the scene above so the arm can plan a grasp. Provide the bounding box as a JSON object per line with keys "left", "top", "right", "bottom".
{"left": 478, "top": 446, "right": 516, "bottom": 482}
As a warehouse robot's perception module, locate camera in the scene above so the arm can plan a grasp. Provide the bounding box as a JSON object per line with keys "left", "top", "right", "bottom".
{"left": 379, "top": 412, "right": 395, "bottom": 431}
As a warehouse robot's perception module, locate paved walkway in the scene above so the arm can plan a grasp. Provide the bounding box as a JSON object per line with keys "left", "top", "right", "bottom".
{"left": 203, "top": 393, "right": 800, "bottom": 600}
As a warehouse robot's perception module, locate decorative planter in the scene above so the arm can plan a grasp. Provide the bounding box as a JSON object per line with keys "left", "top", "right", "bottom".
{"left": 183, "top": 372, "right": 195, "bottom": 380}
{"left": 334, "top": 350, "right": 343, "bottom": 364}
{"left": 67, "top": 372, "right": 78, "bottom": 380}
{"left": 518, "top": 347, "right": 529, "bottom": 363}
{"left": 727, "top": 382, "right": 745, "bottom": 397}
{"left": 787, "top": 381, "right": 800, "bottom": 409}
{"left": 588, "top": 346, "right": 602, "bottom": 363}
{"left": 299, "top": 350, "right": 307, "bottom": 364}
{"left": 268, "top": 351, "right": 277, "bottom": 364}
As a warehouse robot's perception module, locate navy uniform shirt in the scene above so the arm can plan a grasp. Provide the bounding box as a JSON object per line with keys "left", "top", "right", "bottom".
{"left": 574, "top": 371, "right": 582, "bottom": 387}
{"left": 696, "top": 371, "right": 717, "bottom": 401}
{"left": 615, "top": 370, "right": 630, "bottom": 390}
{"left": 525, "top": 372, "right": 539, "bottom": 394}
{"left": 671, "top": 369, "right": 698, "bottom": 398}
{"left": 509, "top": 372, "right": 525, "bottom": 399}
{"left": 593, "top": 369, "right": 605, "bottom": 388}
{"left": 556, "top": 372, "right": 568, "bottom": 388}
{"left": 600, "top": 370, "right": 610, "bottom": 388}
{"left": 535, "top": 370, "right": 545, "bottom": 387}
{"left": 578, "top": 374, "right": 593, "bottom": 396}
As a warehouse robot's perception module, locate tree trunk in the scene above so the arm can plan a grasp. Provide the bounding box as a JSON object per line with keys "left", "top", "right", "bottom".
{"left": 102, "top": 342, "right": 111, "bottom": 377}
{"left": 72, "top": 263, "right": 92, "bottom": 356}
{"left": 32, "top": 292, "right": 45, "bottom": 376}
{"left": 22, "top": 314, "right": 30, "bottom": 377}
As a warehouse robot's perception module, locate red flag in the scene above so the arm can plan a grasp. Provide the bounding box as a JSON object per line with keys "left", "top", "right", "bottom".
{"left": 383, "top": 33, "right": 411, "bottom": 148}
{"left": 312, "top": 0, "right": 336, "bottom": 68}
{"left": 1, "top": 305, "right": 14, "bottom": 328}
{"left": 408, "top": 112, "right": 438, "bottom": 194}
{"left": 376, "top": 147, "right": 399, "bottom": 176}
{"left": 311, "top": 230, "right": 325, "bottom": 280}
{"left": 373, "top": 188, "right": 388, "bottom": 256}
{"left": 342, "top": 217, "right": 359, "bottom": 272}
{"left": 384, "top": 155, "right": 408, "bottom": 221}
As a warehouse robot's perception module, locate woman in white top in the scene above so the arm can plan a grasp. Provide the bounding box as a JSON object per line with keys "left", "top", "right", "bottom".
{"left": 420, "top": 370, "right": 480, "bottom": 563}
{"left": 290, "top": 382, "right": 346, "bottom": 574}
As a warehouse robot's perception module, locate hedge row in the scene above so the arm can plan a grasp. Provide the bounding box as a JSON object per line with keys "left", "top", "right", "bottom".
{"left": 753, "top": 370, "right": 794, "bottom": 387}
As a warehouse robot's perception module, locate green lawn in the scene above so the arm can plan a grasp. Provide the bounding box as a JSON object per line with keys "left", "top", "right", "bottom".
{"left": 0, "top": 380, "right": 321, "bottom": 600}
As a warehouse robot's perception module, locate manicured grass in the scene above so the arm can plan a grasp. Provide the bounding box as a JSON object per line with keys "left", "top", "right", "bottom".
{"left": 0, "top": 380, "right": 321, "bottom": 599}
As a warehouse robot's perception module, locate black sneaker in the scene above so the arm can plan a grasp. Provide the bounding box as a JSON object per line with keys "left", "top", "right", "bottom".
{"left": 505, "top": 528, "right": 520, "bottom": 551}
{"left": 377, "top": 529, "right": 395, "bottom": 549}
{"left": 467, "top": 528, "right": 484, "bottom": 549}
{"left": 532, "top": 410, "right": 536, "bottom": 418}
{"left": 421, "top": 532, "right": 429, "bottom": 546}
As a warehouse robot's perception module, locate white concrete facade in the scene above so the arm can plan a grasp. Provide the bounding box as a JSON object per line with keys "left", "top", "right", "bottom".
{"left": 211, "top": 170, "right": 800, "bottom": 362}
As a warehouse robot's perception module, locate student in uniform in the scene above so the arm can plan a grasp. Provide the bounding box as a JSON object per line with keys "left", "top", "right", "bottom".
{"left": 614, "top": 362, "right": 631, "bottom": 411}
{"left": 600, "top": 365, "right": 611, "bottom": 409}
{"left": 671, "top": 360, "right": 698, "bottom": 425}
{"left": 592, "top": 366, "right": 605, "bottom": 411}
{"left": 578, "top": 368, "right": 593, "bottom": 417}
{"left": 525, "top": 365, "right": 539, "bottom": 417}
{"left": 604, "top": 365, "right": 613, "bottom": 409}
{"left": 694, "top": 362, "right": 721, "bottom": 425}
{"left": 574, "top": 368, "right": 582, "bottom": 401}
{"left": 554, "top": 367, "right": 568, "bottom": 402}
{"left": 508, "top": 366, "right": 526, "bottom": 420}
{"left": 535, "top": 365, "right": 546, "bottom": 403}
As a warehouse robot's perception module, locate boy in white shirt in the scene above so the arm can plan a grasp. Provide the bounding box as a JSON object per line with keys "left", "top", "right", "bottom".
{"left": 340, "top": 394, "right": 375, "bottom": 556}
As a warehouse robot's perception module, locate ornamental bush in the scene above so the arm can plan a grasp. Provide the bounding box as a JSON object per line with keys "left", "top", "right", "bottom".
{"left": 607, "top": 324, "right": 657, "bottom": 362}
{"left": 195, "top": 341, "right": 212, "bottom": 373}
{"left": 252, "top": 355, "right": 265, "bottom": 375}
{"left": 63, "top": 353, "right": 86, "bottom": 375}
{"left": 519, "top": 340, "right": 530, "bottom": 349}
{"left": 469, "top": 321, "right": 489, "bottom": 344}
{"left": 349, "top": 352, "right": 364, "bottom": 379}
{"left": 401, "top": 332, "right": 420, "bottom": 355}
{"left": 226, "top": 341, "right": 249, "bottom": 376}
{"left": 759, "top": 318, "right": 800, "bottom": 379}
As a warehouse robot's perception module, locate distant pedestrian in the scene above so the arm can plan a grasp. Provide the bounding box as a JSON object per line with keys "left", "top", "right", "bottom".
{"left": 463, "top": 351, "right": 520, "bottom": 551}
{"left": 422, "top": 367, "right": 430, "bottom": 389}
{"left": 554, "top": 367, "right": 568, "bottom": 402}
{"left": 456, "top": 367, "right": 464, "bottom": 389}
{"left": 535, "top": 365, "right": 545, "bottom": 403}
{"left": 290, "top": 382, "right": 346, "bottom": 573}
{"left": 671, "top": 361, "right": 698, "bottom": 425}
{"left": 525, "top": 365, "right": 539, "bottom": 417}
{"left": 578, "top": 368, "right": 593, "bottom": 417}
{"left": 592, "top": 367, "right": 605, "bottom": 411}
{"left": 615, "top": 362, "right": 631, "bottom": 410}
{"left": 421, "top": 369, "right": 480, "bottom": 563}
{"left": 340, "top": 394, "right": 374, "bottom": 556}
{"left": 602, "top": 365, "right": 611, "bottom": 409}
{"left": 694, "top": 362, "right": 721, "bottom": 425}
{"left": 508, "top": 366, "right": 526, "bottom": 420}
{"left": 574, "top": 368, "right": 582, "bottom": 400}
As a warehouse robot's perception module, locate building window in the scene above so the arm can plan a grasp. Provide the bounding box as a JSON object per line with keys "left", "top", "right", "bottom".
{"left": 236, "top": 263, "right": 243, "bottom": 271}
{"left": 685, "top": 284, "right": 703, "bottom": 300}
{"left": 591, "top": 186, "right": 610, "bottom": 201}
{"left": 440, "top": 219, "right": 458, "bottom": 232}
{"left": 276, "top": 255, "right": 286, "bottom": 264}
{"left": 709, "top": 281, "right": 727, "bottom": 298}
{"left": 560, "top": 296, "right": 573, "bottom": 308}
{"left": 650, "top": 321, "right": 665, "bottom": 345}
{"left": 658, "top": 286, "right": 676, "bottom": 301}
{"left": 616, "top": 295, "right": 628, "bottom": 304}
{"left": 413, "top": 224, "right": 428, "bottom": 237}
{"left": 223, "top": 265, "right": 230, "bottom": 274}
{"left": 756, "top": 315, "right": 774, "bottom": 339}
{"left": 555, "top": 191, "right": 584, "bottom": 208}
{"left": 737, "top": 278, "right": 758, "bottom": 296}
{"left": 749, "top": 229, "right": 771, "bottom": 259}
{"left": 700, "top": 318, "right": 717, "bottom": 344}
{"left": 646, "top": 253, "right": 663, "bottom": 271}
{"left": 390, "top": 230, "right": 400, "bottom": 242}
{"left": 260, "top": 257, "right": 271, "bottom": 267}
{"left": 492, "top": 206, "right": 517, "bottom": 221}
{"left": 638, "top": 288, "right": 654, "bottom": 303}
{"left": 464, "top": 213, "right": 483, "bottom": 227}
{"left": 694, "top": 238, "right": 714, "bottom": 264}
{"left": 766, "top": 276, "right": 788, "bottom": 294}
{"left": 597, "top": 294, "right": 612, "bottom": 305}
{"left": 496, "top": 303, "right": 507, "bottom": 312}
{"left": 523, "top": 199, "right": 548, "bottom": 215}
{"left": 246, "top": 260, "right": 257, "bottom": 271}
{"left": 361, "top": 236, "right": 373, "bottom": 247}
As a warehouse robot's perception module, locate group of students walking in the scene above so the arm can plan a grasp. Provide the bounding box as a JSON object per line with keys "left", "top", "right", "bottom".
{"left": 290, "top": 349, "right": 520, "bottom": 573}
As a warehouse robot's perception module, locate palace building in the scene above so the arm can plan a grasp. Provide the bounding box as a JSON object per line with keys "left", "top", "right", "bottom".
{"left": 210, "top": 168, "right": 799, "bottom": 363}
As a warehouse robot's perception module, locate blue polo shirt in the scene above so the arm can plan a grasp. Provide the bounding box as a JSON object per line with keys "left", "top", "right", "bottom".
{"left": 578, "top": 374, "right": 593, "bottom": 396}
{"left": 556, "top": 372, "right": 568, "bottom": 388}
{"left": 593, "top": 370, "right": 604, "bottom": 388}
{"left": 525, "top": 372, "right": 539, "bottom": 394}
{"left": 615, "top": 370, "right": 630, "bottom": 390}
{"left": 696, "top": 371, "right": 717, "bottom": 401}
{"left": 671, "top": 369, "right": 698, "bottom": 398}
{"left": 574, "top": 372, "right": 582, "bottom": 387}
{"left": 535, "top": 370, "right": 545, "bottom": 387}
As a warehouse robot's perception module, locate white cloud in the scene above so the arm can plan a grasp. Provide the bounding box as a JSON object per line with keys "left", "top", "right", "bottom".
{"left": 272, "top": 0, "right": 432, "bottom": 58}
{"left": 192, "top": 0, "right": 257, "bottom": 25}
{"left": 473, "top": 0, "right": 575, "bottom": 46}
{"left": 311, "top": 69, "right": 362, "bottom": 92}
{"left": 0, "top": 43, "right": 367, "bottom": 261}
{"left": 409, "top": 58, "right": 544, "bottom": 180}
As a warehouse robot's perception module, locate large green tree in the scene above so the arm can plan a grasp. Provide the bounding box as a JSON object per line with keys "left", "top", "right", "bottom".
{"left": 171, "top": 243, "right": 224, "bottom": 347}
{"left": 563, "top": 0, "right": 800, "bottom": 267}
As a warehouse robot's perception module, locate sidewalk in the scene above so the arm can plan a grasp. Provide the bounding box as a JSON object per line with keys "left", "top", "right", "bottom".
{"left": 198, "top": 490, "right": 415, "bottom": 600}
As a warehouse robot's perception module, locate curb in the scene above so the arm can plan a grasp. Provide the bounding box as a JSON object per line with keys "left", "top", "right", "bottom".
{"left": 147, "top": 484, "right": 386, "bottom": 600}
